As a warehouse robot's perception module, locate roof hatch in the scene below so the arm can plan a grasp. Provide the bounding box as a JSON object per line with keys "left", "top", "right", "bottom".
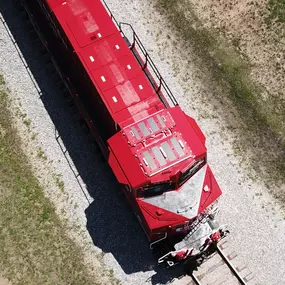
{"left": 123, "top": 110, "right": 176, "bottom": 146}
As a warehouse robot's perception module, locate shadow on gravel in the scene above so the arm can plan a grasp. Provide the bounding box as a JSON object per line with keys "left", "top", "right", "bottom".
{"left": 0, "top": 1, "right": 187, "bottom": 283}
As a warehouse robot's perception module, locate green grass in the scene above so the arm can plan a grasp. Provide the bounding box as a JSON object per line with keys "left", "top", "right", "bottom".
{"left": 23, "top": 118, "right": 31, "bottom": 127}
{"left": 0, "top": 78, "right": 103, "bottom": 284}
{"left": 0, "top": 73, "right": 4, "bottom": 85}
{"left": 37, "top": 147, "right": 47, "bottom": 160}
{"left": 31, "top": 133, "right": 37, "bottom": 140}
{"left": 267, "top": 0, "right": 285, "bottom": 23}
{"left": 156, "top": 0, "right": 285, "bottom": 140}
{"left": 155, "top": 0, "right": 285, "bottom": 202}
{"left": 55, "top": 174, "right": 65, "bottom": 192}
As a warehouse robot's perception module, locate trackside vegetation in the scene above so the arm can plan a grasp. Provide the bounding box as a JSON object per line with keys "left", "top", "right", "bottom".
{"left": 154, "top": 0, "right": 285, "bottom": 203}
{"left": 155, "top": 0, "right": 285, "bottom": 146}
{"left": 0, "top": 74, "right": 101, "bottom": 285}
{"left": 267, "top": 0, "right": 285, "bottom": 23}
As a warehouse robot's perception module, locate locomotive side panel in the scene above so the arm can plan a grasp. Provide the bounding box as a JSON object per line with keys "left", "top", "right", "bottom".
{"left": 23, "top": 0, "right": 118, "bottom": 146}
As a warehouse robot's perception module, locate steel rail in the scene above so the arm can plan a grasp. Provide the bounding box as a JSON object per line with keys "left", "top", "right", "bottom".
{"left": 186, "top": 244, "right": 248, "bottom": 285}
{"left": 191, "top": 273, "right": 202, "bottom": 285}
{"left": 217, "top": 245, "right": 247, "bottom": 285}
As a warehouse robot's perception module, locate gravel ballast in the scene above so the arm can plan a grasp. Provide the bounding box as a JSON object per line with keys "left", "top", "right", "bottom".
{"left": 0, "top": 1, "right": 284, "bottom": 284}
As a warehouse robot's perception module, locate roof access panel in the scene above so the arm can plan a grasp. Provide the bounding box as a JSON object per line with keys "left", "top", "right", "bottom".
{"left": 79, "top": 32, "right": 131, "bottom": 71}
{"left": 108, "top": 132, "right": 147, "bottom": 188}
{"left": 121, "top": 109, "right": 194, "bottom": 177}
{"left": 169, "top": 107, "right": 206, "bottom": 157}
{"left": 91, "top": 53, "right": 143, "bottom": 92}
{"left": 54, "top": 0, "right": 118, "bottom": 49}
{"left": 137, "top": 132, "right": 193, "bottom": 177}
{"left": 113, "top": 99, "right": 165, "bottom": 129}
{"left": 102, "top": 72, "right": 159, "bottom": 115}
{"left": 123, "top": 109, "right": 175, "bottom": 146}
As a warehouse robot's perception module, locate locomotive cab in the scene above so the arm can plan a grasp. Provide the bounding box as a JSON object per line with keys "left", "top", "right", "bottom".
{"left": 108, "top": 106, "right": 222, "bottom": 243}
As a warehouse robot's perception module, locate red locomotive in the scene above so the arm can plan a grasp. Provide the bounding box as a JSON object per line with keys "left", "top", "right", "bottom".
{"left": 21, "top": 0, "right": 223, "bottom": 263}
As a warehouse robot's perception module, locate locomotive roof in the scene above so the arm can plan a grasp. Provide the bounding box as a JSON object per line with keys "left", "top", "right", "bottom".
{"left": 108, "top": 106, "right": 207, "bottom": 188}
{"left": 47, "top": 0, "right": 207, "bottom": 187}
{"left": 123, "top": 109, "right": 197, "bottom": 177}
{"left": 46, "top": 0, "right": 165, "bottom": 127}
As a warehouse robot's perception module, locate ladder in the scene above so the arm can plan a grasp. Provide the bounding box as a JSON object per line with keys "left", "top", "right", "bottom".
{"left": 184, "top": 211, "right": 209, "bottom": 240}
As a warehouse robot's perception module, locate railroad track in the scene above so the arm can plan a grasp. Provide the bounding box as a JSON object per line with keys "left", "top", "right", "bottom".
{"left": 168, "top": 239, "right": 255, "bottom": 285}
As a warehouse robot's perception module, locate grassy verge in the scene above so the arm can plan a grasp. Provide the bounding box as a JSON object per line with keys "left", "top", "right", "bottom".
{"left": 154, "top": 0, "right": 285, "bottom": 201}
{"left": 0, "top": 75, "right": 103, "bottom": 285}
{"left": 267, "top": 0, "right": 285, "bottom": 23}
{"left": 155, "top": 0, "right": 285, "bottom": 142}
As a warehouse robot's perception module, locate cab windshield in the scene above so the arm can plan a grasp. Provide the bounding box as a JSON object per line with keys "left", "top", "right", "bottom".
{"left": 142, "top": 181, "right": 173, "bottom": 198}
{"left": 140, "top": 158, "right": 206, "bottom": 198}
{"left": 178, "top": 158, "right": 206, "bottom": 187}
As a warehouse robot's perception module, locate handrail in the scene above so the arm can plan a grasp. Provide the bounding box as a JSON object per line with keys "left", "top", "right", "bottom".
{"left": 100, "top": 1, "right": 179, "bottom": 108}
{"left": 119, "top": 22, "right": 179, "bottom": 108}
{"left": 157, "top": 251, "right": 172, "bottom": 264}
{"left": 149, "top": 232, "right": 167, "bottom": 249}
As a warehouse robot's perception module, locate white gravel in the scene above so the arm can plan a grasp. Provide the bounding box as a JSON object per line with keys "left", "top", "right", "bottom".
{"left": 0, "top": 0, "right": 284, "bottom": 285}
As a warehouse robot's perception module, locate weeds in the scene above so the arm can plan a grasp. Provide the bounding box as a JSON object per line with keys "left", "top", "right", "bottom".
{"left": 37, "top": 147, "right": 47, "bottom": 160}
{"left": 0, "top": 76, "right": 102, "bottom": 285}
{"left": 267, "top": 0, "right": 285, "bottom": 23}
{"left": 31, "top": 133, "right": 37, "bottom": 140}
{"left": 55, "top": 174, "right": 65, "bottom": 192}
{"left": 155, "top": 0, "right": 285, "bottom": 202}
{"left": 23, "top": 118, "right": 31, "bottom": 127}
{"left": 0, "top": 73, "right": 4, "bottom": 85}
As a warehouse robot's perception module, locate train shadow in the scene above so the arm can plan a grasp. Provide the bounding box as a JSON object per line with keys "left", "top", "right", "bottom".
{"left": 0, "top": 1, "right": 188, "bottom": 283}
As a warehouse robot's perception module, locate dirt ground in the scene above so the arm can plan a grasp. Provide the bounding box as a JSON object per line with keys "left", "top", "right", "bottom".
{"left": 0, "top": 277, "right": 12, "bottom": 285}
{"left": 188, "top": 0, "right": 285, "bottom": 146}
{"left": 188, "top": 0, "right": 285, "bottom": 197}
{"left": 155, "top": 0, "right": 285, "bottom": 204}
{"left": 191, "top": 0, "right": 285, "bottom": 102}
{"left": 0, "top": 71, "right": 112, "bottom": 284}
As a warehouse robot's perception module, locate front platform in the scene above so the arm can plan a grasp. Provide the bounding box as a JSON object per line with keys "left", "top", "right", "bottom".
{"left": 174, "top": 219, "right": 220, "bottom": 251}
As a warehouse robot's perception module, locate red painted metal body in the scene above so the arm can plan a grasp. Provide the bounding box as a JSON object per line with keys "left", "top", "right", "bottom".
{"left": 21, "top": 0, "right": 222, "bottom": 243}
